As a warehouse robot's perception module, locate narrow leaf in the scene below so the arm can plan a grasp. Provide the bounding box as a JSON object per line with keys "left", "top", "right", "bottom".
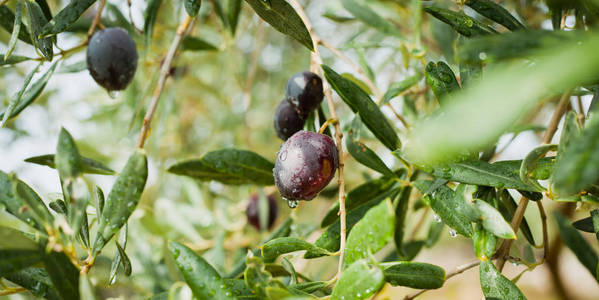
{"left": 169, "top": 241, "right": 235, "bottom": 299}
{"left": 424, "top": 7, "right": 497, "bottom": 37}
{"left": 480, "top": 260, "right": 526, "bottom": 299}
{"left": 92, "top": 150, "right": 147, "bottom": 255}
{"left": 465, "top": 0, "right": 525, "bottom": 31}
{"left": 344, "top": 199, "right": 394, "bottom": 267}
{"left": 25, "top": 154, "right": 115, "bottom": 175}
{"left": 5, "top": 0, "right": 23, "bottom": 61}
{"left": 25, "top": 1, "right": 53, "bottom": 60}
{"left": 167, "top": 148, "right": 275, "bottom": 185}
{"left": 519, "top": 144, "right": 556, "bottom": 192}
{"left": 331, "top": 260, "right": 384, "bottom": 300}
{"left": 383, "top": 261, "right": 445, "bottom": 289}
{"left": 431, "top": 160, "right": 542, "bottom": 192}
{"left": 381, "top": 74, "right": 422, "bottom": 106}
{"left": 429, "top": 185, "right": 474, "bottom": 237}
{"left": 40, "top": 0, "right": 96, "bottom": 37}
{"left": 554, "top": 211, "right": 599, "bottom": 281}
{"left": 322, "top": 65, "right": 400, "bottom": 150}
{"left": 261, "top": 237, "right": 331, "bottom": 261}
{"left": 3, "top": 267, "right": 60, "bottom": 300}
{"left": 346, "top": 137, "right": 394, "bottom": 176}
{"left": 0, "top": 61, "right": 58, "bottom": 122}
{"left": 1, "top": 63, "right": 41, "bottom": 128}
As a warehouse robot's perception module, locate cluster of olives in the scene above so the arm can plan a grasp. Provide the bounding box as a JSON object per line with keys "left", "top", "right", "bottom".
{"left": 86, "top": 27, "right": 138, "bottom": 93}
{"left": 274, "top": 71, "right": 324, "bottom": 140}
{"left": 272, "top": 72, "right": 339, "bottom": 202}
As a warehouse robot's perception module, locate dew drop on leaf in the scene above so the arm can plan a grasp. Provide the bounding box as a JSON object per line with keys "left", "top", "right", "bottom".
{"left": 449, "top": 228, "right": 457, "bottom": 237}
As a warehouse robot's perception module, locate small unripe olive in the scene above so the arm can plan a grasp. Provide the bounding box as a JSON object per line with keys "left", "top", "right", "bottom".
{"left": 274, "top": 99, "right": 305, "bottom": 141}
{"left": 273, "top": 130, "right": 338, "bottom": 201}
{"left": 86, "top": 27, "right": 138, "bottom": 91}
{"left": 285, "top": 71, "right": 324, "bottom": 117}
{"left": 245, "top": 193, "right": 278, "bottom": 230}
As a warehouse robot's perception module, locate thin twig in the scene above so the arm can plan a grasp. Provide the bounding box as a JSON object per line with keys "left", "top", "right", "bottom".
{"left": 404, "top": 260, "right": 481, "bottom": 300}
{"left": 289, "top": 0, "right": 347, "bottom": 278}
{"left": 137, "top": 16, "right": 194, "bottom": 148}
{"left": 495, "top": 197, "right": 529, "bottom": 271}
{"left": 87, "top": 0, "right": 106, "bottom": 39}
{"left": 0, "top": 287, "right": 27, "bottom": 296}
{"left": 127, "top": 0, "right": 143, "bottom": 34}
{"left": 542, "top": 91, "right": 572, "bottom": 144}
{"left": 576, "top": 95, "right": 585, "bottom": 125}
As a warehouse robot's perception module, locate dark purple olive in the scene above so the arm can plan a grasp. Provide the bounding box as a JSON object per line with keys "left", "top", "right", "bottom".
{"left": 273, "top": 130, "right": 338, "bottom": 201}
{"left": 246, "top": 193, "right": 278, "bottom": 230}
{"left": 285, "top": 71, "right": 324, "bottom": 117}
{"left": 274, "top": 99, "right": 306, "bottom": 141}
{"left": 86, "top": 27, "right": 138, "bottom": 91}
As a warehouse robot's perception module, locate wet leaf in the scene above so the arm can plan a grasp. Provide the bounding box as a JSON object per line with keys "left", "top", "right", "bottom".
{"left": 244, "top": 0, "right": 314, "bottom": 51}
{"left": 429, "top": 185, "right": 474, "bottom": 237}
{"left": 331, "top": 259, "right": 384, "bottom": 300}
{"left": 3, "top": 267, "right": 60, "bottom": 300}
{"left": 346, "top": 136, "right": 394, "bottom": 176}
{"left": 323, "top": 65, "right": 400, "bottom": 151}
{"left": 92, "top": 150, "right": 147, "bottom": 255}
{"left": 261, "top": 237, "right": 331, "bottom": 261}
{"left": 383, "top": 261, "right": 445, "bottom": 289}
{"left": 425, "top": 61, "right": 460, "bottom": 106}
{"left": 40, "top": 0, "right": 97, "bottom": 37}
{"left": 170, "top": 241, "right": 236, "bottom": 299}
{"left": 519, "top": 144, "right": 557, "bottom": 192}
{"left": 473, "top": 200, "right": 515, "bottom": 239}
{"left": 25, "top": 1, "right": 53, "bottom": 60}
{"left": 0, "top": 249, "right": 42, "bottom": 277}
{"left": 167, "top": 149, "right": 275, "bottom": 185}
{"left": 424, "top": 7, "right": 497, "bottom": 37}
{"left": 465, "top": 0, "right": 526, "bottom": 31}
{"left": 480, "top": 260, "right": 526, "bottom": 300}
{"left": 344, "top": 199, "right": 394, "bottom": 267}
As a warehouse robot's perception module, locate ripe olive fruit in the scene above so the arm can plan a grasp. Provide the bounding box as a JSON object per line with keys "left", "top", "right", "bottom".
{"left": 86, "top": 27, "right": 138, "bottom": 92}
{"left": 285, "top": 71, "right": 324, "bottom": 117}
{"left": 245, "top": 193, "right": 278, "bottom": 230}
{"left": 274, "top": 99, "right": 306, "bottom": 141}
{"left": 273, "top": 130, "right": 338, "bottom": 201}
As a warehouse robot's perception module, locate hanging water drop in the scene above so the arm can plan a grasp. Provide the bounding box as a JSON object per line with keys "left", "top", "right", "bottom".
{"left": 107, "top": 90, "right": 119, "bottom": 99}
{"left": 449, "top": 229, "right": 457, "bottom": 237}
{"left": 287, "top": 199, "right": 299, "bottom": 209}
{"left": 433, "top": 213, "right": 441, "bottom": 223}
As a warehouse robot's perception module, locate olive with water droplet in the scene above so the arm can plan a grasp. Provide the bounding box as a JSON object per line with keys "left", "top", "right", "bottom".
{"left": 87, "top": 27, "right": 138, "bottom": 92}
{"left": 273, "top": 130, "right": 338, "bottom": 201}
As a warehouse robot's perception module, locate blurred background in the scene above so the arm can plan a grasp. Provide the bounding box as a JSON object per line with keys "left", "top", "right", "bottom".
{"left": 1, "top": 0, "right": 598, "bottom": 299}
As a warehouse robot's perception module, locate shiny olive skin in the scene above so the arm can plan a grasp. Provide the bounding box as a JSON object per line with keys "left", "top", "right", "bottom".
{"left": 285, "top": 71, "right": 324, "bottom": 117}
{"left": 245, "top": 193, "right": 278, "bottom": 230}
{"left": 274, "top": 99, "right": 306, "bottom": 141}
{"left": 86, "top": 27, "right": 138, "bottom": 91}
{"left": 273, "top": 131, "right": 338, "bottom": 200}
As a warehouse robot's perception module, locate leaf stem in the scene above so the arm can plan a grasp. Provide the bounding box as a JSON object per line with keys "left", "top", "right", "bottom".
{"left": 289, "top": 0, "right": 347, "bottom": 279}
{"left": 403, "top": 260, "right": 481, "bottom": 300}
{"left": 137, "top": 15, "right": 194, "bottom": 148}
